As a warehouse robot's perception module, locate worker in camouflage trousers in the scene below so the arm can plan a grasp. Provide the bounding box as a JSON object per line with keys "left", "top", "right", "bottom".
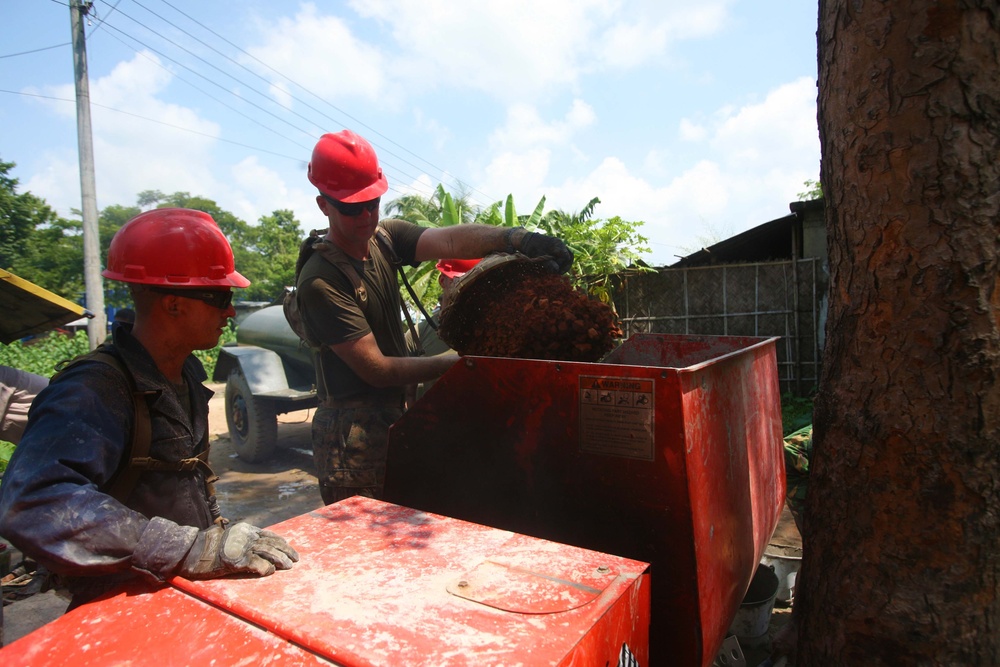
{"left": 296, "top": 130, "right": 573, "bottom": 504}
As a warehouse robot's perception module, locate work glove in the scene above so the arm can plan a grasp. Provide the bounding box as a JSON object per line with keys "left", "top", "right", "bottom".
{"left": 177, "top": 522, "right": 299, "bottom": 580}
{"left": 506, "top": 227, "right": 574, "bottom": 274}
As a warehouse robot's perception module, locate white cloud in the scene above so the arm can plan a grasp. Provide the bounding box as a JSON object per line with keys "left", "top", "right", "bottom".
{"left": 488, "top": 100, "right": 596, "bottom": 152}
{"left": 412, "top": 109, "right": 451, "bottom": 152}
{"left": 489, "top": 76, "right": 820, "bottom": 265}
{"left": 23, "top": 52, "right": 225, "bottom": 215}
{"left": 349, "top": 0, "right": 602, "bottom": 97}
{"left": 712, "top": 77, "right": 819, "bottom": 166}
{"left": 480, "top": 149, "right": 552, "bottom": 205}
{"left": 239, "top": 0, "right": 731, "bottom": 103}
{"left": 679, "top": 118, "right": 708, "bottom": 142}
{"left": 243, "top": 3, "right": 388, "bottom": 104}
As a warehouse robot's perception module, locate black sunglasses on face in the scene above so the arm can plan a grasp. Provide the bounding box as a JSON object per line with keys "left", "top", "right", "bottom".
{"left": 323, "top": 194, "right": 380, "bottom": 217}
{"left": 148, "top": 287, "right": 234, "bottom": 310}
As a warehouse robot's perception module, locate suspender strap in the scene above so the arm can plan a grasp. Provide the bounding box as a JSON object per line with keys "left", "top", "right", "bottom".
{"left": 65, "top": 350, "right": 219, "bottom": 514}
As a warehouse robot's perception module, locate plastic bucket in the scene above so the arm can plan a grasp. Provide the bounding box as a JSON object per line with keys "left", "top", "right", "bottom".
{"left": 727, "top": 563, "right": 779, "bottom": 649}
{"left": 762, "top": 544, "right": 802, "bottom": 603}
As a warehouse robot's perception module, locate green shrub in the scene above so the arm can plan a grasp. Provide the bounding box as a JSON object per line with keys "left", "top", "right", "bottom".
{"left": 781, "top": 393, "right": 814, "bottom": 436}
{"left": 195, "top": 326, "right": 237, "bottom": 379}
{"left": 0, "top": 331, "right": 91, "bottom": 377}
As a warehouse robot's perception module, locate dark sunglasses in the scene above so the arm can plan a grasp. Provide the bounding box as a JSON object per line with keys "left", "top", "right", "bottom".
{"left": 323, "top": 194, "right": 380, "bottom": 217}
{"left": 148, "top": 287, "right": 234, "bottom": 310}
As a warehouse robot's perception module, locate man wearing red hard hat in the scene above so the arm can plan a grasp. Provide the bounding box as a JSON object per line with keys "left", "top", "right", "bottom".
{"left": 295, "top": 129, "right": 572, "bottom": 505}
{"left": 0, "top": 209, "right": 298, "bottom": 613}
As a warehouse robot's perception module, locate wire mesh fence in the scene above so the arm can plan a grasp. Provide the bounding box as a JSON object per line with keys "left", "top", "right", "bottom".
{"left": 613, "top": 259, "right": 824, "bottom": 397}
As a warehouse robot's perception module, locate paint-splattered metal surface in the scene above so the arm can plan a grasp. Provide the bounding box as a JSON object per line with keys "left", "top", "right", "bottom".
{"left": 175, "top": 497, "right": 651, "bottom": 666}
{"left": 0, "top": 583, "right": 334, "bottom": 666}
{"left": 384, "top": 333, "right": 786, "bottom": 667}
{"left": 1, "top": 499, "right": 649, "bottom": 666}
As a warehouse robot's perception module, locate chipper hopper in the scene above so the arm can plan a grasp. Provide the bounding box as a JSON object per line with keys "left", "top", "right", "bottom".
{"left": 385, "top": 333, "right": 786, "bottom": 666}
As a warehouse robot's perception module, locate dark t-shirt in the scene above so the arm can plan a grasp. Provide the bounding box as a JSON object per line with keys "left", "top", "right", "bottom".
{"left": 297, "top": 219, "right": 426, "bottom": 400}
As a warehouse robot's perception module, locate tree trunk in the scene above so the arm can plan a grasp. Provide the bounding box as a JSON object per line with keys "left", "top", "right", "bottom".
{"left": 800, "top": 2, "right": 1000, "bottom": 664}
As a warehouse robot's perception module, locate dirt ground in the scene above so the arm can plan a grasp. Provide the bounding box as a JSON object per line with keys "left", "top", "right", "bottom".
{"left": 204, "top": 382, "right": 325, "bottom": 527}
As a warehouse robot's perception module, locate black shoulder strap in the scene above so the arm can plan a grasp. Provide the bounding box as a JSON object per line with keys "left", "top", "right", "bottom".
{"left": 312, "top": 239, "right": 369, "bottom": 312}
{"left": 301, "top": 226, "right": 431, "bottom": 356}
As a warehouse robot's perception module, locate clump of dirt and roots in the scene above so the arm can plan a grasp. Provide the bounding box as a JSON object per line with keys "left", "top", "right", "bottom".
{"left": 438, "top": 264, "right": 622, "bottom": 362}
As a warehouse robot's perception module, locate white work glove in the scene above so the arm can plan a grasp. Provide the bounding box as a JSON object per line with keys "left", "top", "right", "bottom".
{"left": 178, "top": 522, "right": 299, "bottom": 580}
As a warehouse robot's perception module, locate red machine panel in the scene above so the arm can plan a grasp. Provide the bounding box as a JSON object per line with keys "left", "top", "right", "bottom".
{"left": 384, "top": 333, "right": 786, "bottom": 666}
{"left": 1, "top": 499, "right": 649, "bottom": 666}
{"left": 0, "top": 583, "right": 332, "bottom": 666}
{"left": 175, "top": 497, "right": 651, "bottom": 666}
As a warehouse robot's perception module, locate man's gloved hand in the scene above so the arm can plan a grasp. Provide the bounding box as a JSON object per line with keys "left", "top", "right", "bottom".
{"left": 506, "top": 227, "right": 574, "bottom": 274}
{"left": 177, "top": 522, "right": 299, "bottom": 580}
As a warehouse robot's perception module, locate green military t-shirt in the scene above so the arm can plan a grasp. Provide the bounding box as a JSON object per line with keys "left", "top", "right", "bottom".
{"left": 297, "top": 218, "right": 426, "bottom": 400}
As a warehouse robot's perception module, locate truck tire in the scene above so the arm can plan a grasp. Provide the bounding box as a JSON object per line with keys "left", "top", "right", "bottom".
{"left": 225, "top": 368, "right": 277, "bottom": 463}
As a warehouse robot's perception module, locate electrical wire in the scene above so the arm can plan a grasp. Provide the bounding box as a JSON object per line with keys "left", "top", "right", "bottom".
{"left": 19, "top": 1, "right": 500, "bottom": 213}
{"left": 96, "top": 27, "right": 314, "bottom": 153}
{"left": 98, "top": 4, "right": 434, "bottom": 196}
{"left": 0, "top": 89, "right": 303, "bottom": 161}
{"left": 153, "top": 0, "right": 500, "bottom": 208}
{"left": 97, "top": 18, "right": 318, "bottom": 142}
{"left": 86, "top": 0, "right": 123, "bottom": 37}
{"left": 130, "top": 0, "right": 478, "bottom": 204}
{"left": 0, "top": 43, "right": 71, "bottom": 59}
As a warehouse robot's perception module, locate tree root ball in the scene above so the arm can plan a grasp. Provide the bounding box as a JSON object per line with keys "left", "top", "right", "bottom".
{"left": 439, "top": 270, "right": 622, "bottom": 362}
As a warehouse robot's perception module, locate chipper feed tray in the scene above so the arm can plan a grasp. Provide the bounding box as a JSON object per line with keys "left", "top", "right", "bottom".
{"left": 384, "top": 333, "right": 786, "bottom": 667}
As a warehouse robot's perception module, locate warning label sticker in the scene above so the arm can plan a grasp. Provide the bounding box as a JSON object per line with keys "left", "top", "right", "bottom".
{"left": 579, "top": 375, "right": 655, "bottom": 460}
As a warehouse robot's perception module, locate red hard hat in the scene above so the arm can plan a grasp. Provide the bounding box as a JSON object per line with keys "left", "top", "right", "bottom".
{"left": 308, "top": 130, "right": 389, "bottom": 203}
{"left": 102, "top": 208, "right": 250, "bottom": 287}
{"left": 435, "top": 258, "right": 481, "bottom": 278}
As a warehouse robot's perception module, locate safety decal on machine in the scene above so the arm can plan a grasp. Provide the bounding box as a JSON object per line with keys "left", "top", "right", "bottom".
{"left": 579, "top": 375, "right": 655, "bottom": 460}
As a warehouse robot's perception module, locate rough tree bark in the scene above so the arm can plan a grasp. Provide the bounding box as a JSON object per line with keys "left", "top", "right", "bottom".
{"left": 799, "top": 2, "right": 1000, "bottom": 664}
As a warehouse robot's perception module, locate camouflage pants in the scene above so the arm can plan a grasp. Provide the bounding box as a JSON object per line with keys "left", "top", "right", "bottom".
{"left": 311, "top": 405, "right": 403, "bottom": 505}
{"left": 783, "top": 424, "right": 812, "bottom": 533}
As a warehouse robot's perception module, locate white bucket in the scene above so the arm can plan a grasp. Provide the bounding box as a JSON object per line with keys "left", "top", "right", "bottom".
{"left": 727, "top": 563, "right": 779, "bottom": 649}
{"left": 761, "top": 544, "right": 802, "bottom": 603}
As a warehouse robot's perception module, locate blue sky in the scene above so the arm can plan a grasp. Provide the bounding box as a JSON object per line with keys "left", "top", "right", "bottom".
{"left": 3, "top": 1, "right": 820, "bottom": 266}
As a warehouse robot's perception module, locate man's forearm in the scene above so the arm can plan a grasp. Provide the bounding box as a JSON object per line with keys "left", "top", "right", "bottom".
{"left": 414, "top": 224, "right": 512, "bottom": 262}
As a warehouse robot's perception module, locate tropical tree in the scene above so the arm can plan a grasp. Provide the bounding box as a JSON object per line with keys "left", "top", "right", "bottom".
{"left": 0, "top": 159, "right": 85, "bottom": 300}
{"left": 386, "top": 186, "right": 650, "bottom": 315}
{"left": 241, "top": 209, "right": 302, "bottom": 302}
{"left": 536, "top": 197, "right": 651, "bottom": 303}
{"left": 797, "top": 179, "right": 824, "bottom": 201}
{"left": 385, "top": 183, "right": 478, "bottom": 227}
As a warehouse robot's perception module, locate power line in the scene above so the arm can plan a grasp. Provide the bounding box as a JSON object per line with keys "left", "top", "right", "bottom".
{"left": 98, "top": 11, "right": 319, "bottom": 141}
{"left": 154, "top": 0, "right": 499, "bottom": 207}
{"left": 97, "top": 5, "right": 433, "bottom": 195}
{"left": 0, "top": 89, "right": 303, "bottom": 161}
{"left": 95, "top": 25, "right": 314, "bottom": 153}
{"left": 86, "top": 0, "right": 124, "bottom": 37}
{"left": 0, "top": 43, "right": 70, "bottom": 59}
{"left": 17, "top": 2, "right": 500, "bottom": 213}
{"left": 130, "top": 0, "right": 489, "bottom": 207}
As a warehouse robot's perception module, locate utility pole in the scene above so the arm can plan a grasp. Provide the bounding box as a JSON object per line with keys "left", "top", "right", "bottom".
{"left": 70, "top": 1, "right": 106, "bottom": 349}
